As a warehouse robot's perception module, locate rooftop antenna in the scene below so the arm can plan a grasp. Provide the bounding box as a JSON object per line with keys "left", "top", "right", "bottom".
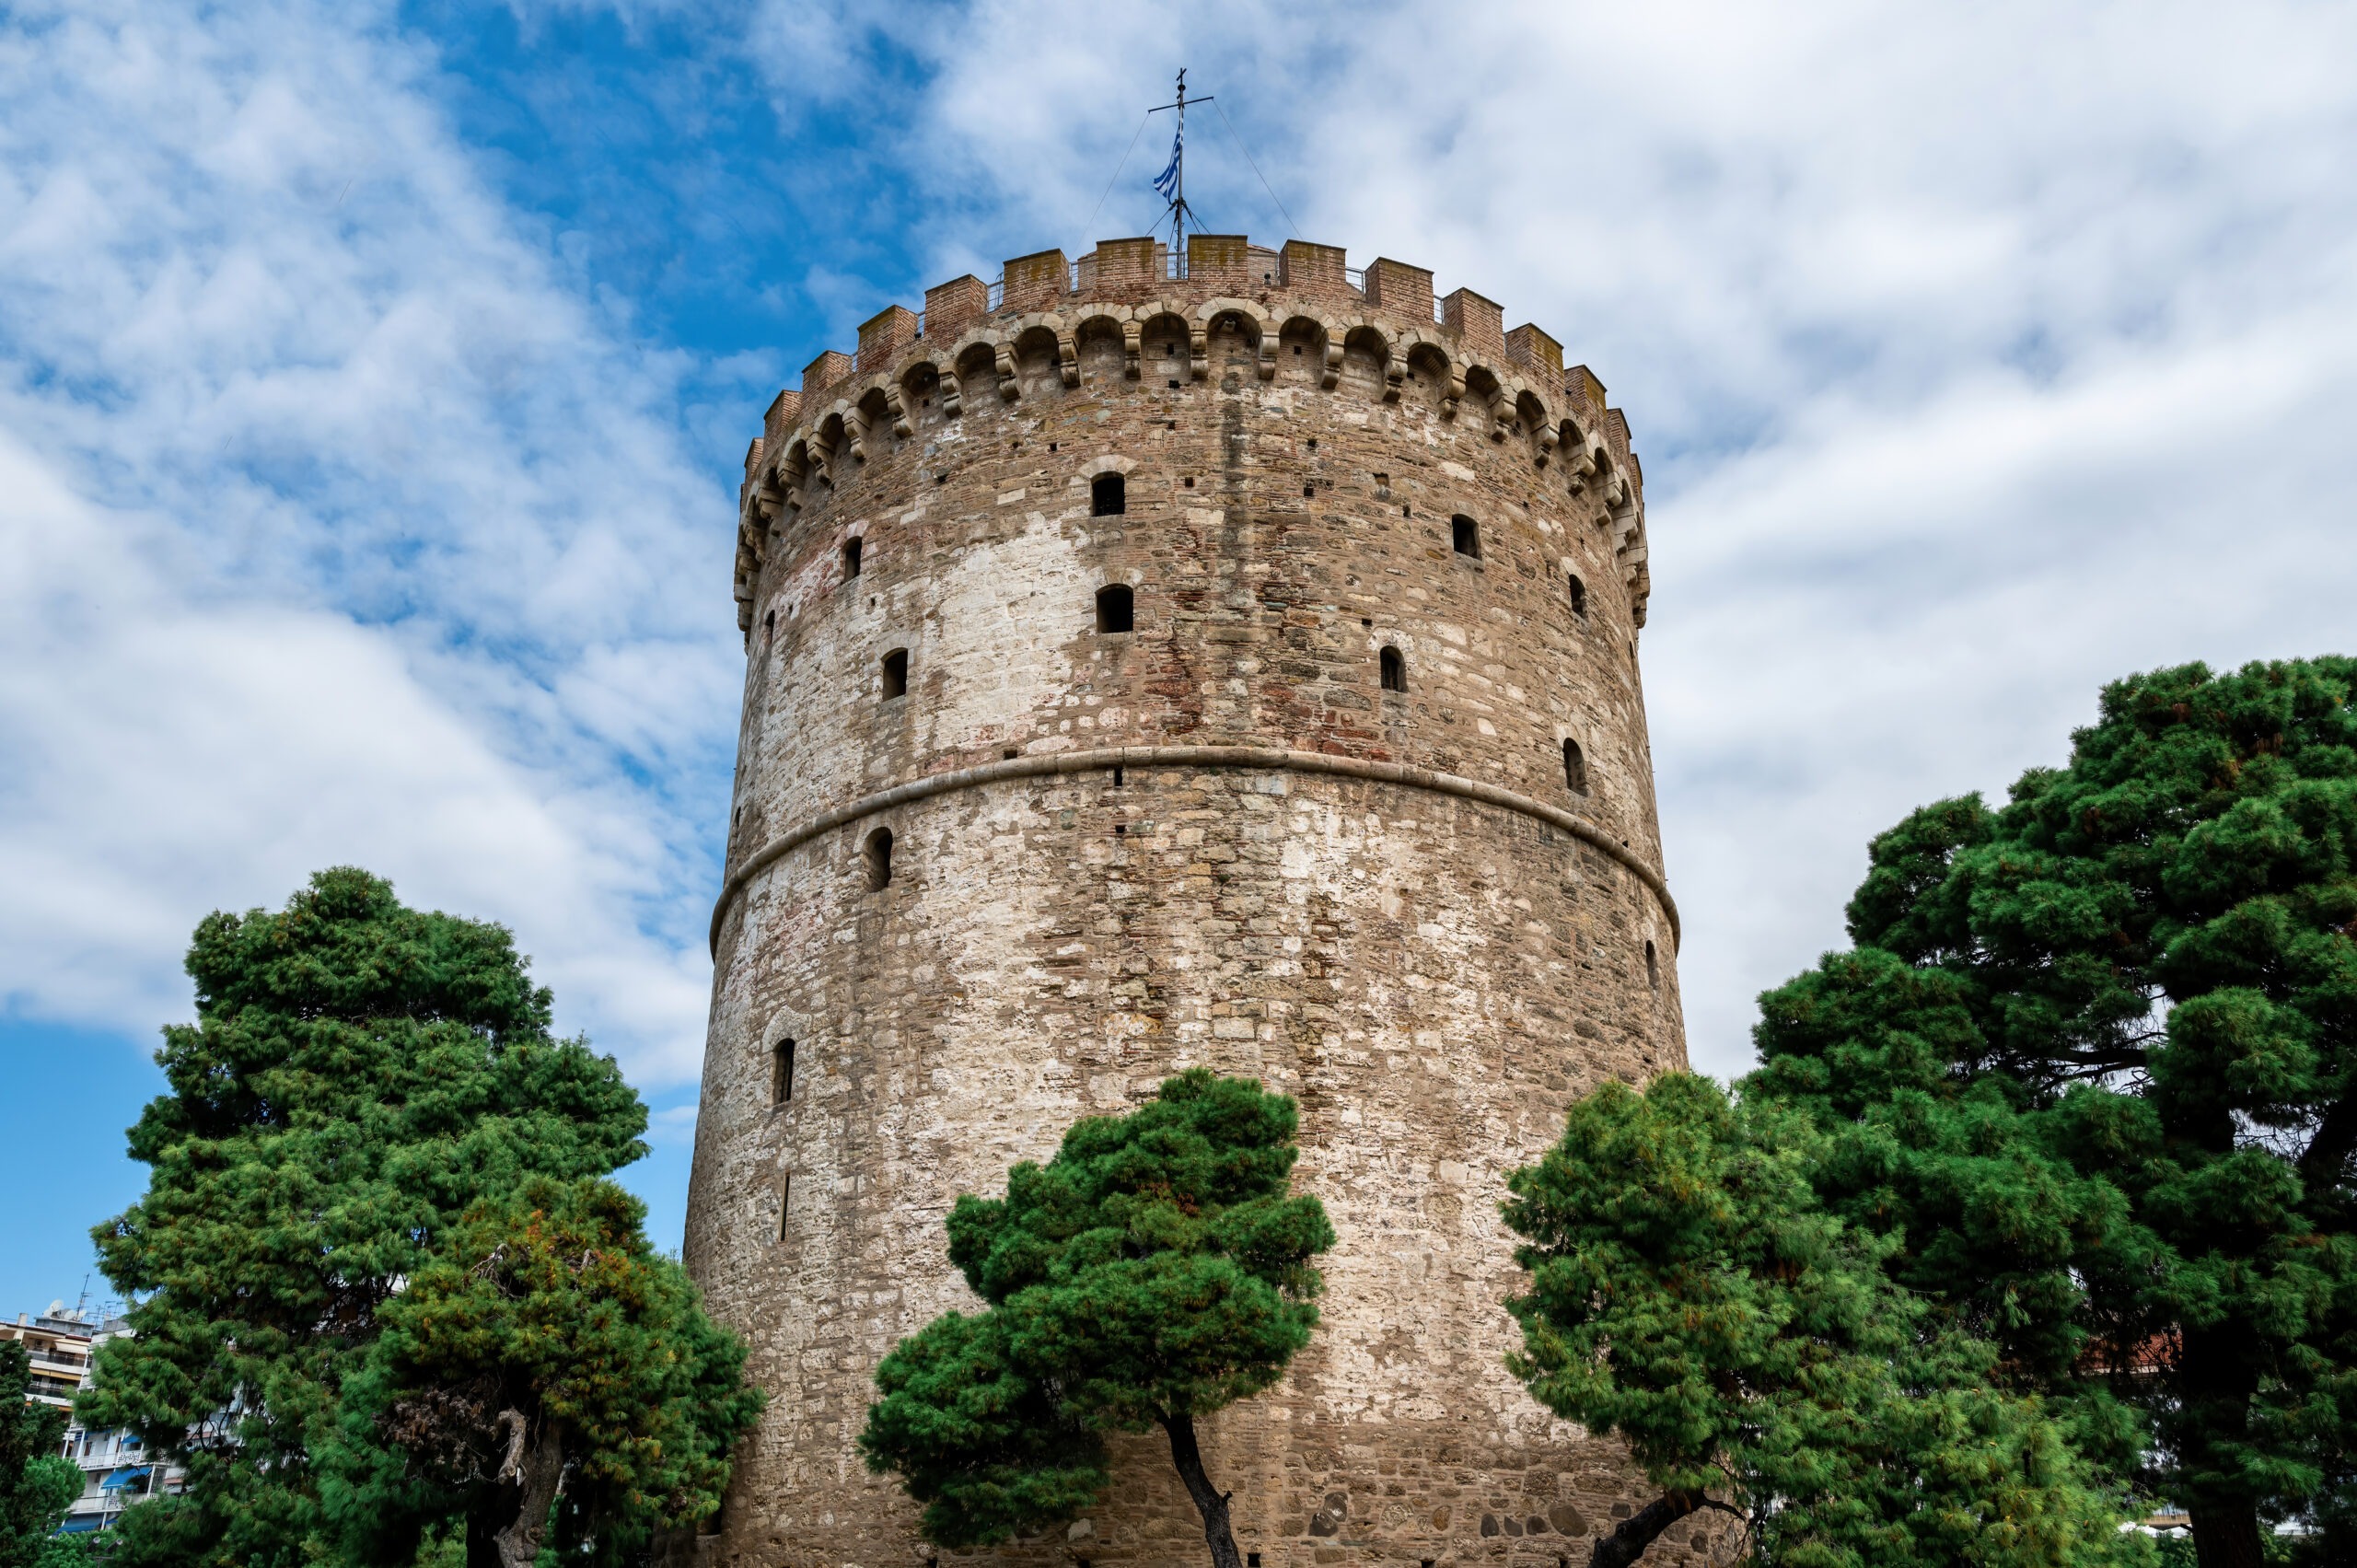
{"left": 1148, "top": 68, "right": 1212, "bottom": 267}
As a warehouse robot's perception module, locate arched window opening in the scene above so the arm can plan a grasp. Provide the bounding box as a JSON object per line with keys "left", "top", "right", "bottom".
{"left": 1563, "top": 738, "right": 1589, "bottom": 796}
{"left": 1451, "top": 515, "right": 1481, "bottom": 558}
{"left": 879, "top": 648, "right": 909, "bottom": 700}
{"left": 1379, "top": 645, "right": 1407, "bottom": 693}
{"left": 776, "top": 1174, "right": 792, "bottom": 1241}
{"left": 1092, "top": 472, "right": 1126, "bottom": 517}
{"left": 1645, "top": 940, "right": 1660, "bottom": 993}
{"left": 772, "top": 1038, "right": 795, "bottom": 1104}
{"left": 864, "top": 827, "right": 894, "bottom": 891}
{"left": 1096, "top": 584, "right": 1134, "bottom": 633}
{"left": 763, "top": 609, "right": 776, "bottom": 645}
{"left": 1567, "top": 573, "right": 1587, "bottom": 618}
{"left": 842, "top": 537, "right": 864, "bottom": 578}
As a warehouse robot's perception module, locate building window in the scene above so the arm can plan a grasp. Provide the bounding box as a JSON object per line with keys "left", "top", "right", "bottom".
{"left": 763, "top": 608, "right": 776, "bottom": 645}
{"left": 1563, "top": 738, "right": 1589, "bottom": 796}
{"left": 865, "top": 827, "right": 894, "bottom": 890}
{"left": 1567, "top": 572, "right": 1587, "bottom": 618}
{"left": 842, "top": 537, "right": 864, "bottom": 578}
{"left": 1645, "top": 939, "right": 1660, "bottom": 992}
{"left": 772, "top": 1038, "right": 795, "bottom": 1104}
{"left": 1092, "top": 472, "right": 1126, "bottom": 517}
{"left": 1379, "top": 645, "right": 1407, "bottom": 692}
{"left": 880, "top": 648, "right": 908, "bottom": 700}
{"left": 1451, "top": 515, "right": 1480, "bottom": 558}
{"left": 777, "top": 1174, "right": 792, "bottom": 1241}
{"left": 1096, "top": 584, "right": 1134, "bottom": 633}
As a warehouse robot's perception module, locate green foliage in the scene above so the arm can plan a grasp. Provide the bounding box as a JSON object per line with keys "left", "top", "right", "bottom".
{"left": 1504, "top": 1073, "right": 2141, "bottom": 1566}
{"left": 859, "top": 1070, "right": 1333, "bottom": 1557}
{"left": 79, "top": 868, "right": 653, "bottom": 1568}
{"left": 1748, "top": 657, "right": 2357, "bottom": 1560}
{"left": 322, "top": 1176, "right": 762, "bottom": 1567}
{"left": 2, "top": 1341, "right": 77, "bottom": 1568}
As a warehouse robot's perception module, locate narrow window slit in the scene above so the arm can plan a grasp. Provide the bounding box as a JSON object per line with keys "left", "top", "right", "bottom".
{"left": 880, "top": 648, "right": 908, "bottom": 700}
{"left": 1452, "top": 515, "right": 1481, "bottom": 558}
{"left": 1563, "top": 738, "right": 1589, "bottom": 795}
{"left": 1096, "top": 584, "right": 1134, "bottom": 633}
{"left": 772, "top": 1038, "right": 795, "bottom": 1104}
{"left": 842, "top": 537, "right": 863, "bottom": 578}
{"left": 1380, "top": 645, "right": 1407, "bottom": 693}
{"left": 1092, "top": 472, "right": 1126, "bottom": 516}
{"left": 864, "top": 827, "right": 894, "bottom": 890}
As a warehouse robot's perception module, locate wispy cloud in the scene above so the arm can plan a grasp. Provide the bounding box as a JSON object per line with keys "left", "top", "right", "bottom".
{"left": 0, "top": 0, "right": 736, "bottom": 1078}
{"left": 5, "top": 0, "right": 2353, "bottom": 1113}
{"left": 765, "top": 0, "right": 2357, "bottom": 1067}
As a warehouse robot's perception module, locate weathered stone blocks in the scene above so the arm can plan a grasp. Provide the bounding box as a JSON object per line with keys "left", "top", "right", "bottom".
{"left": 689, "top": 239, "right": 1700, "bottom": 1568}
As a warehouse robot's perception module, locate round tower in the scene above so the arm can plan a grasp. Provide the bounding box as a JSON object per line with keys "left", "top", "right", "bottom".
{"left": 684, "top": 233, "right": 1701, "bottom": 1568}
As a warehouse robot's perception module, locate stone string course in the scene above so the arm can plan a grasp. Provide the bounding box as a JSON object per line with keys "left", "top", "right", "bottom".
{"left": 683, "top": 233, "right": 1723, "bottom": 1568}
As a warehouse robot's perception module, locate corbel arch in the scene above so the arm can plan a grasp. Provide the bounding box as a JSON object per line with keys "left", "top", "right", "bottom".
{"left": 1341, "top": 322, "right": 1399, "bottom": 401}
{"left": 1515, "top": 390, "right": 1555, "bottom": 457}
{"left": 1199, "top": 298, "right": 1273, "bottom": 380}
{"left": 1401, "top": 337, "right": 1462, "bottom": 417}
{"left": 951, "top": 335, "right": 1010, "bottom": 405}
{"left": 1273, "top": 313, "right": 1339, "bottom": 388}
{"left": 1072, "top": 311, "right": 1127, "bottom": 385}
{"left": 1137, "top": 310, "right": 1192, "bottom": 382}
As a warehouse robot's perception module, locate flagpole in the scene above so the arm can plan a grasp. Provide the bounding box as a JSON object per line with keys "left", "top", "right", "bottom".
{"left": 1174, "top": 68, "right": 1186, "bottom": 265}
{"left": 1146, "top": 69, "right": 1208, "bottom": 275}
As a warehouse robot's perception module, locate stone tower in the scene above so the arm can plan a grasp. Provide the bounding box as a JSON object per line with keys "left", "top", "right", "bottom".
{"left": 684, "top": 234, "right": 1696, "bottom": 1568}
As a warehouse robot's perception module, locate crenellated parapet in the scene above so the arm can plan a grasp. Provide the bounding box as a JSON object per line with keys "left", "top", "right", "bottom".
{"left": 733, "top": 233, "right": 1650, "bottom": 641}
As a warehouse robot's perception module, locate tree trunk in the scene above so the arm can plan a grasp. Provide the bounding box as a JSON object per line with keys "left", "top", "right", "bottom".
{"left": 2186, "top": 1499, "right": 2267, "bottom": 1568}
{"left": 2177, "top": 1326, "right": 2267, "bottom": 1568}
{"left": 466, "top": 1514, "right": 501, "bottom": 1568}
{"left": 1588, "top": 1491, "right": 1702, "bottom": 1568}
{"left": 492, "top": 1410, "right": 567, "bottom": 1568}
{"left": 1160, "top": 1412, "right": 1244, "bottom": 1568}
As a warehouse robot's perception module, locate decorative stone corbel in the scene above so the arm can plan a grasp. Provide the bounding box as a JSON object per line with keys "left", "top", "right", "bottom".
{"left": 1122, "top": 320, "right": 1143, "bottom": 379}
{"left": 1189, "top": 323, "right": 1209, "bottom": 380}
{"left": 1382, "top": 355, "right": 1404, "bottom": 402}
{"left": 885, "top": 383, "right": 911, "bottom": 438}
{"left": 1256, "top": 333, "right": 1276, "bottom": 381}
{"left": 1321, "top": 336, "right": 1343, "bottom": 390}
{"left": 994, "top": 343, "right": 1019, "bottom": 401}
{"left": 1439, "top": 366, "right": 1465, "bottom": 420}
{"left": 845, "top": 407, "right": 871, "bottom": 465}
{"left": 1535, "top": 422, "right": 1560, "bottom": 467}
{"left": 941, "top": 366, "right": 964, "bottom": 416}
{"left": 1057, "top": 330, "right": 1079, "bottom": 389}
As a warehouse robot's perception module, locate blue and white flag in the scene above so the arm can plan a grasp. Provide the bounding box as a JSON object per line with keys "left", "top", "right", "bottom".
{"left": 1152, "top": 127, "right": 1182, "bottom": 200}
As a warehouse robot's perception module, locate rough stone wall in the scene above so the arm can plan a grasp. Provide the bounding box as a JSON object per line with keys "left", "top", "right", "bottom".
{"left": 687, "top": 244, "right": 1710, "bottom": 1568}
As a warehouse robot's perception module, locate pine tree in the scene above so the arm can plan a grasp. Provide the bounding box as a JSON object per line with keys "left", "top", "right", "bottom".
{"left": 77, "top": 868, "right": 652, "bottom": 1568}
{"left": 2, "top": 1342, "right": 85, "bottom": 1568}
{"left": 1749, "top": 657, "right": 2357, "bottom": 1568}
{"left": 321, "top": 1176, "right": 762, "bottom": 1568}
{"left": 859, "top": 1070, "right": 1334, "bottom": 1568}
{"left": 1503, "top": 1073, "right": 2142, "bottom": 1568}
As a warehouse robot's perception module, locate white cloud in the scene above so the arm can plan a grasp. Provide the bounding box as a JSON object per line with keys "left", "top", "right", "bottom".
{"left": 0, "top": 0, "right": 734, "bottom": 1079}
{"left": 6, "top": 0, "right": 2353, "bottom": 1110}
{"left": 756, "top": 0, "right": 2357, "bottom": 1073}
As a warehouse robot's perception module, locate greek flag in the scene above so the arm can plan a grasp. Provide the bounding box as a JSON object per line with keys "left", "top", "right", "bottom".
{"left": 1152, "top": 127, "right": 1181, "bottom": 199}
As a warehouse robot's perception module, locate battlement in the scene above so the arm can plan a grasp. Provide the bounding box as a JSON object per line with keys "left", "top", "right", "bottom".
{"left": 781, "top": 234, "right": 1624, "bottom": 446}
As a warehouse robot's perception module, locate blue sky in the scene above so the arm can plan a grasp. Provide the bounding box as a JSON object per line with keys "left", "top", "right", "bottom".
{"left": 5, "top": 0, "right": 2356, "bottom": 1317}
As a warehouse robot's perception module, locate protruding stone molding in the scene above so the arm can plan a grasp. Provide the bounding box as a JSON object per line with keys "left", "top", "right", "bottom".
{"left": 707, "top": 744, "right": 1679, "bottom": 958}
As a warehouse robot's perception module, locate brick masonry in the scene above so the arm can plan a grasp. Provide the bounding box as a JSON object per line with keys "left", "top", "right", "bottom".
{"left": 685, "top": 238, "right": 1722, "bottom": 1568}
